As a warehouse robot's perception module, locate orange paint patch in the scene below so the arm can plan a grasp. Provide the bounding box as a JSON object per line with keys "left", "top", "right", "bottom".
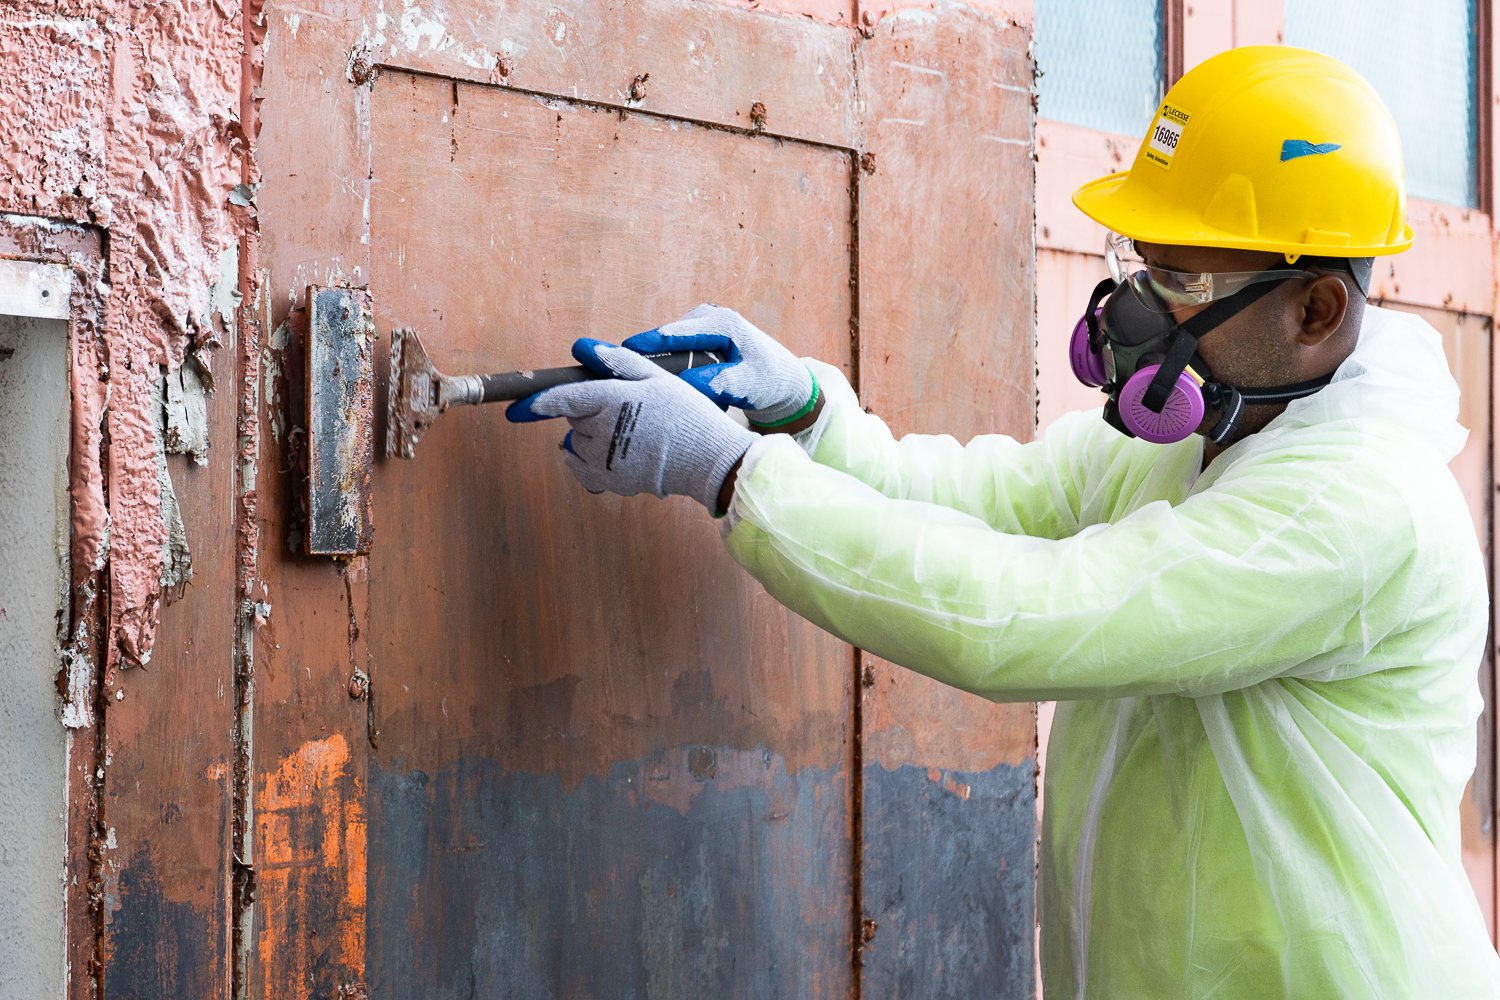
{"left": 254, "top": 734, "right": 366, "bottom": 994}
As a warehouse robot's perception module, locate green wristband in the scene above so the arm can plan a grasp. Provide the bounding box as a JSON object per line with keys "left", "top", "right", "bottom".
{"left": 748, "top": 369, "right": 820, "bottom": 430}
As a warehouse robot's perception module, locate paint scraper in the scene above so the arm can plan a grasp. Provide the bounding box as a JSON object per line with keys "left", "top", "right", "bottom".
{"left": 385, "top": 327, "right": 722, "bottom": 460}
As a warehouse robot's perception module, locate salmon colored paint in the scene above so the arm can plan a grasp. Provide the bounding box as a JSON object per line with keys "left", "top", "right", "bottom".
{"left": 0, "top": 2, "right": 245, "bottom": 672}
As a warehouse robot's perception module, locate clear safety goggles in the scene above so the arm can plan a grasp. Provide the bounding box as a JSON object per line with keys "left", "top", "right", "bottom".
{"left": 1105, "top": 232, "right": 1319, "bottom": 314}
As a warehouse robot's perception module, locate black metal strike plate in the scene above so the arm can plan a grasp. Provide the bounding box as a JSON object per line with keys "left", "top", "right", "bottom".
{"left": 305, "top": 285, "right": 375, "bottom": 556}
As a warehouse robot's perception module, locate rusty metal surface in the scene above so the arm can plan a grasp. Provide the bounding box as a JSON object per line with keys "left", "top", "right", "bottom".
{"left": 856, "top": 8, "right": 1038, "bottom": 993}
{"left": 101, "top": 347, "right": 238, "bottom": 996}
{"left": 250, "top": 1, "right": 1042, "bottom": 996}
{"left": 306, "top": 286, "right": 375, "bottom": 555}
{"left": 250, "top": 7, "right": 374, "bottom": 997}
{"left": 364, "top": 68, "right": 857, "bottom": 995}
{"left": 383, "top": 327, "right": 431, "bottom": 460}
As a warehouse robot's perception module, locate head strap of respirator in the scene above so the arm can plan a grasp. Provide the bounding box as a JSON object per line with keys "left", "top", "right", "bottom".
{"left": 1069, "top": 260, "right": 1337, "bottom": 446}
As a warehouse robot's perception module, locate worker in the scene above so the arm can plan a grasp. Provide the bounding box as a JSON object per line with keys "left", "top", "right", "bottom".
{"left": 508, "top": 46, "right": 1500, "bottom": 997}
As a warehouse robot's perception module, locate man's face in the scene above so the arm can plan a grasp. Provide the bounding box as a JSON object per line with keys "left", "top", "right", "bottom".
{"left": 1131, "top": 241, "right": 1319, "bottom": 443}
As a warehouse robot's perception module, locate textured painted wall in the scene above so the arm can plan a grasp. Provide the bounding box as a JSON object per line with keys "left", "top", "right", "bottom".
{"left": 0, "top": 314, "right": 71, "bottom": 1000}
{"left": 0, "top": 1, "right": 246, "bottom": 675}
{"left": 0, "top": 5, "right": 252, "bottom": 995}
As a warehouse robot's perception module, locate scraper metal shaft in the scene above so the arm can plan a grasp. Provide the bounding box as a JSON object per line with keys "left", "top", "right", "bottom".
{"left": 444, "top": 352, "right": 721, "bottom": 405}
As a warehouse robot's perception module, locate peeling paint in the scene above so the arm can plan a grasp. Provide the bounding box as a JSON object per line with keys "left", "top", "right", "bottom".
{"left": 210, "top": 243, "right": 243, "bottom": 342}
{"left": 372, "top": 0, "right": 500, "bottom": 72}
{"left": 163, "top": 357, "right": 211, "bottom": 466}
{"left": 263, "top": 320, "right": 290, "bottom": 446}
{"left": 59, "top": 606, "right": 95, "bottom": 729}
{"left": 152, "top": 373, "right": 193, "bottom": 600}
{"left": 0, "top": 18, "right": 109, "bottom": 222}
{"left": 26, "top": 0, "right": 247, "bottom": 671}
{"left": 64, "top": 246, "right": 110, "bottom": 600}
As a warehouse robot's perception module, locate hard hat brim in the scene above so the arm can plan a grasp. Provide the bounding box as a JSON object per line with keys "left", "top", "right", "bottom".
{"left": 1073, "top": 171, "right": 1414, "bottom": 258}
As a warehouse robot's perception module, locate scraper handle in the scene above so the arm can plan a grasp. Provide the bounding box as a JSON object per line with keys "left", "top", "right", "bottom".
{"left": 474, "top": 350, "right": 724, "bottom": 402}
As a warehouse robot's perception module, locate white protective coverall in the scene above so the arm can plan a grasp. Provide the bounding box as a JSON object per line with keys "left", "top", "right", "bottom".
{"left": 721, "top": 305, "right": 1500, "bottom": 998}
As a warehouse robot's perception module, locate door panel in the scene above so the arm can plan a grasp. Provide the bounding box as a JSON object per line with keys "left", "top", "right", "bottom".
{"left": 363, "top": 70, "right": 857, "bottom": 996}
{"left": 855, "top": 11, "right": 1037, "bottom": 995}
{"left": 252, "top": 2, "right": 1038, "bottom": 996}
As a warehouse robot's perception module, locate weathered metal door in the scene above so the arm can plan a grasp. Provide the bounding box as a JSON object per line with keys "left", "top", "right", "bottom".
{"left": 244, "top": 2, "right": 1036, "bottom": 997}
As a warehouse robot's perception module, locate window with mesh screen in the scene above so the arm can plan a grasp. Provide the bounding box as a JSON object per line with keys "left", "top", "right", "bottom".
{"left": 1035, "top": 0, "right": 1167, "bottom": 137}
{"left": 1285, "top": 0, "right": 1478, "bottom": 207}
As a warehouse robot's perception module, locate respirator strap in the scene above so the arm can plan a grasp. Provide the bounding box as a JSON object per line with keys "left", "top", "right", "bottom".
{"left": 1237, "top": 374, "right": 1336, "bottom": 404}
{"left": 1202, "top": 373, "right": 1335, "bottom": 444}
{"left": 1142, "top": 331, "right": 1203, "bottom": 411}
{"left": 1202, "top": 384, "right": 1244, "bottom": 444}
{"left": 1084, "top": 277, "right": 1117, "bottom": 346}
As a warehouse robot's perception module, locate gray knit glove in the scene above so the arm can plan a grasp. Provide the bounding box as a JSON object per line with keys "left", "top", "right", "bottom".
{"left": 506, "top": 338, "right": 755, "bottom": 512}
{"left": 622, "top": 304, "right": 817, "bottom": 428}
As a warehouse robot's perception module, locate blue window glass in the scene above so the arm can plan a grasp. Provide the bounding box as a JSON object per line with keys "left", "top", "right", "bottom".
{"left": 1035, "top": 0, "right": 1166, "bottom": 137}
{"left": 1285, "top": 0, "right": 1478, "bottom": 207}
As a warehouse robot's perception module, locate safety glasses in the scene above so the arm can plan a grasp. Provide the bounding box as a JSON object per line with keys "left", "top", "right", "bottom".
{"left": 1105, "top": 232, "right": 1319, "bottom": 314}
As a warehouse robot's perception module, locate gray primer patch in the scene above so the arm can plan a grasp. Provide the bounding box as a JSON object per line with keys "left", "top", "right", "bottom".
{"left": 0, "top": 313, "right": 70, "bottom": 998}
{"left": 153, "top": 371, "right": 193, "bottom": 593}
{"left": 163, "top": 355, "right": 210, "bottom": 466}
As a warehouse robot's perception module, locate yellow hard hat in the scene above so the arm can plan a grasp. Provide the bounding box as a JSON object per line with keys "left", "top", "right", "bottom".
{"left": 1072, "top": 46, "right": 1412, "bottom": 261}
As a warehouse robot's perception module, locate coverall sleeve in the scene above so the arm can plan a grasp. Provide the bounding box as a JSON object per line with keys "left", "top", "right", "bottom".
{"left": 722, "top": 432, "right": 1424, "bottom": 702}
{"left": 796, "top": 360, "right": 1091, "bottom": 539}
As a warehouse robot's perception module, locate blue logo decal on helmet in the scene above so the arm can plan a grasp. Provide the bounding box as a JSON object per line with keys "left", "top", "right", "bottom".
{"left": 1281, "top": 140, "right": 1342, "bottom": 162}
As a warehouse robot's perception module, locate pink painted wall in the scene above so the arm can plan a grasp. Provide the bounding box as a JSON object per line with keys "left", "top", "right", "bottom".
{"left": 0, "top": 6, "right": 246, "bottom": 675}
{"left": 698, "top": 0, "right": 1035, "bottom": 34}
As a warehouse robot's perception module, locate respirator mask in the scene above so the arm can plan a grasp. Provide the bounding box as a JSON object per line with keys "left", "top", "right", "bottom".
{"left": 1069, "top": 232, "right": 1365, "bottom": 445}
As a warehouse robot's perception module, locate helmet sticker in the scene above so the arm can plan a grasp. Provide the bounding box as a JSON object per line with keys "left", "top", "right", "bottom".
{"left": 1280, "top": 139, "right": 1342, "bottom": 161}
{"left": 1144, "top": 103, "right": 1191, "bottom": 170}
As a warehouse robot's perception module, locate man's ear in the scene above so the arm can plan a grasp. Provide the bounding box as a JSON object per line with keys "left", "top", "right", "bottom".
{"left": 1297, "top": 274, "right": 1349, "bottom": 346}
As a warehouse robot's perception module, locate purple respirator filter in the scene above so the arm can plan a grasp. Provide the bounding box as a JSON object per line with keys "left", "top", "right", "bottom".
{"left": 1068, "top": 309, "right": 1107, "bottom": 388}
{"left": 1115, "top": 365, "right": 1205, "bottom": 444}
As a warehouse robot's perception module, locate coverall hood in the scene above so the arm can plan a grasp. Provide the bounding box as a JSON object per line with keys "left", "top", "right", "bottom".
{"left": 1277, "top": 304, "right": 1468, "bottom": 462}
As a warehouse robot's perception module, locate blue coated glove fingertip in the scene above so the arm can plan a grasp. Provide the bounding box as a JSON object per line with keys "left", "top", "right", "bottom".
{"left": 505, "top": 394, "right": 547, "bottom": 423}
{"left": 622, "top": 329, "right": 665, "bottom": 353}
{"left": 571, "top": 337, "right": 620, "bottom": 372}
{"left": 681, "top": 367, "right": 752, "bottom": 409}
{"left": 680, "top": 364, "right": 733, "bottom": 400}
